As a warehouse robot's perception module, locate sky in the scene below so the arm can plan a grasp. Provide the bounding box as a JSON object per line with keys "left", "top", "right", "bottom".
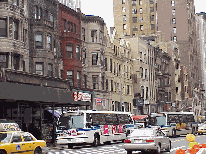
{"left": 80, "top": 0, "right": 206, "bottom": 32}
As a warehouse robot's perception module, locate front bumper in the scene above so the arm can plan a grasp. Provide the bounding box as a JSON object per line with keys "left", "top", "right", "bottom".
{"left": 124, "top": 143, "right": 157, "bottom": 151}
{"left": 56, "top": 135, "right": 88, "bottom": 144}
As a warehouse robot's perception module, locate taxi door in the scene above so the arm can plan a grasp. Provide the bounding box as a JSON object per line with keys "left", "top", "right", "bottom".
{"left": 21, "top": 132, "right": 36, "bottom": 154}
{"left": 9, "top": 132, "right": 26, "bottom": 154}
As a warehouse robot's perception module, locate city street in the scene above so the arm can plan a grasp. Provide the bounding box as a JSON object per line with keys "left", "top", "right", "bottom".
{"left": 43, "top": 134, "right": 206, "bottom": 154}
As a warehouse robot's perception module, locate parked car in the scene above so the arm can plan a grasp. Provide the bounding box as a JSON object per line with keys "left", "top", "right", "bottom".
{"left": 124, "top": 128, "right": 171, "bottom": 154}
{"left": 198, "top": 123, "right": 206, "bottom": 135}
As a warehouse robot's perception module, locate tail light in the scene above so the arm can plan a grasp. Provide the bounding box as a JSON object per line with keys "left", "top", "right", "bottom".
{"left": 146, "top": 140, "right": 154, "bottom": 142}
{"left": 124, "top": 139, "right": 131, "bottom": 143}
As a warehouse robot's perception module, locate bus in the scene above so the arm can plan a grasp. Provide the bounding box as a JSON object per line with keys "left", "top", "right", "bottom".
{"left": 149, "top": 112, "right": 198, "bottom": 137}
{"left": 56, "top": 110, "right": 134, "bottom": 148}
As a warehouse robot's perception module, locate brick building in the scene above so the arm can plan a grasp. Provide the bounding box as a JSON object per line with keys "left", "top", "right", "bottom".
{"left": 58, "top": 3, "right": 82, "bottom": 88}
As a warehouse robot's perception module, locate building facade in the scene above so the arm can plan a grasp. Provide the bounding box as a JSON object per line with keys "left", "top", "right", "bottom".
{"left": 105, "top": 29, "right": 133, "bottom": 113}
{"left": 58, "top": 3, "right": 82, "bottom": 88}
{"left": 28, "top": 0, "right": 62, "bottom": 77}
{"left": 81, "top": 15, "right": 110, "bottom": 111}
{"left": 113, "top": 0, "right": 157, "bottom": 37}
{"left": 0, "top": 0, "right": 29, "bottom": 72}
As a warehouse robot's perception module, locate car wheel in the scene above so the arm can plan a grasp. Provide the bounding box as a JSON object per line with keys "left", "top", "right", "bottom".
{"left": 127, "top": 150, "right": 132, "bottom": 154}
{"left": 93, "top": 135, "right": 100, "bottom": 147}
{"left": 166, "top": 141, "right": 171, "bottom": 152}
{"left": 156, "top": 144, "right": 161, "bottom": 154}
{"left": 68, "top": 143, "right": 74, "bottom": 149}
{"left": 34, "top": 148, "right": 41, "bottom": 154}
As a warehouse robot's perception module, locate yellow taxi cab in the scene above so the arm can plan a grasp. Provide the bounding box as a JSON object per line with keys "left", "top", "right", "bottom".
{"left": 0, "top": 121, "right": 46, "bottom": 154}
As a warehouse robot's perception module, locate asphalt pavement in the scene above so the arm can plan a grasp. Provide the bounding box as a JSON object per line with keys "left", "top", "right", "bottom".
{"left": 42, "top": 134, "right": 206, "bottom": 154}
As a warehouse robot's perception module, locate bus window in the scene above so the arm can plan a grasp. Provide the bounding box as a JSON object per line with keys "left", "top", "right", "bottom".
{"left": 156, "top": 116, "right": 166, "bottom": 126}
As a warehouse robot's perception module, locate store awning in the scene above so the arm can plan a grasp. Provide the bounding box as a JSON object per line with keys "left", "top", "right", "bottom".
{"left": 133, "top": 115, "right": 148, "bottom": 120}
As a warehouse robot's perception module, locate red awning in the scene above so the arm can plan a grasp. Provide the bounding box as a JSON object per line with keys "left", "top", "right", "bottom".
{"left": 133, "top": 115, "right": 148, "bottom": 120}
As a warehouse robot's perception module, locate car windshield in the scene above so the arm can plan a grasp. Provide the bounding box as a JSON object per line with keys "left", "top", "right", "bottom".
{"left": 0, "top": 133, "right": 12, "bottom": 143}
{"left": 131, "top": 129, "right": 155, "bottom": 136}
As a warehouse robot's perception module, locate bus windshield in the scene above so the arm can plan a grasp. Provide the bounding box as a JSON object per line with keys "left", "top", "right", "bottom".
{"left": 156, "top": 116, "right": 166, "bottom": 126}
{"left": 58, "top": 115, "right": 84, "bottom": 129}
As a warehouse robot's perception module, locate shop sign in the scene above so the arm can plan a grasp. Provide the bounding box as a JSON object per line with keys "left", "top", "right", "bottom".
{"left": 78, "top": 92, "right": 82, "bottom": 101}
{"left": 97, "top": 98, "right": 102, "bottom": 105}
{"left": 73, "top": 91, "right": 78, "bottom": 101}
{"left": 82, "top": 93, "right": 91, "bottom": 102}
{"left": 1, "top": 123, "right": 21, "bottom": 131}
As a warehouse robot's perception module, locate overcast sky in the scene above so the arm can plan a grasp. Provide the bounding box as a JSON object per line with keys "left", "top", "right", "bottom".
{"left": 80, "top": 0, "right": 206, "bottom": 32}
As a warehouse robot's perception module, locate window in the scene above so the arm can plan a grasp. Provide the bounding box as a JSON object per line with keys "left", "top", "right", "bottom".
{"left": 141, "top": 86, "right": 144, "bottom": 98}
{"left": 66, "top": 44, "right": 73, "bottom": 58}
{"left": 67, "top": 70, "right": 73, "bottom": 86}
{"left": 140, "top": 17, "right": 143, "bottom": 22}
{"left": 176, "top": 87, "right": 178, "bottom": 93}
{"left": 123, "top": 15, "right": 126, "bottom": 21}
{"left": 139, "top": 0, "right": 142, "bottom": 5}
{"left": 63, "top": 19, "right": 66, "bottom": 31}
{"left": 133, "top": 25, "right": 138, "bottom": 31}
{"left": 82, "top": 49, "right": 86, "bottom": 64}
{"left": 150, "top": 15, "right": 154, "bottom": 21}
{"left": 35, "top": 33, "right": 43, "bottom": 48}
{"left": 105, "top": 58, "right": 107, "bottom": 71}
{"left": 92, "top": 53, "right": 98, "bottom": 65}
{"left": 76, "top": 46, "right": 80, "bottom": 60}
{"left": 84, "top": 74, "right": 87, "bottom": 88}
{"left": 150, "top": 0, "right": 153, "bottom": 4}
{"left": 13, "top": 20, "right": 18, "bottom": 40}
{"left": 0, "top": 18, "right": 7, "bottom": 37}
{"left": 106, "top": 79, "right": 108, "bottom": 91}
{"left": 49, "top": 14, "right": 54, "bottom": 23}
{"left": 110, "top": 59, "right": 112, "bottom": 72}
{"left": 38, "top": 7, "right": 42, "bottom": 19}
{"left": 122, "top": 0, "right": 125, "bottom": 4}
{"left": 151, "top": 24, "right": 155, "bottom": 30}
{"left": 13, "top": 0, "right": 18, "bottom": 6}
{"left": 77, "top": 71, "right": 81, "bottom": 87}
{"left": 21, "top": 133, "right": 34, "bottom": 141}
{"left": 140, "top": 67, "right": 143, "bottom": 78}
{"left": 140, "top": 25, "right": 143, "bottom": 31}
{"left": 0, "top": 54, "right": 8, "bottom": 68}
{"left": 73, "top": 23, "right": 76, "bottom": 33}
{"left": 150, "top": 7, "right": 154, "bottom": 12}
{"left": 140, "top": 8, "right": 142, "bottom": 14}
{"left": 123, "top": 24, "right": 127, "bottom": 30}
{"left": 82, "top": 28, "right": 85, "bottom": 41}
{"left": 173, "top": 36, "right": 177, "bottom": 41}
{"left": 146, "top": 87, "right": 148, "bottom": 99}
{"left": 91, "top": 30, "right": 97, "bottom": 42}
{"left": 132, "top": 0, "right": 136, "bottom": 5}
{"left": 48, "top": 63, "right": 53, "bottom": 76}
{"left": 111, "top": 80, "right": 113, "bottom": 92}
{"left": 127, "top": 85, "right": 130, "bottom": 94}
{"left": 12, "top": 133, "right": 22, "bottom": 143}
{"left": 145, "top": 69, "right": 147, "bottom": 79}
{"left": 173, "top": 27, "right": 176, "bottom": 33}
{"left": 132, "top": 17, "right": 137, "bottom": 23}
{"left": 47, "top": 34, "right": 52, "bottom": 51}
{"left": 172, "top": 18, "right": 176, "bottom": 24}
{"left": 122, "top": 7, "right": 126, "bottom": 12}
{"left": 92, "top": 75, "right": 98, "bottom": 89}
{"left": 0, "top": 0, "right": 8, "bottom": 2}
{"left": 36, "top": 63, "right": 44, "bottom": 75}
{"left": 53, "top": 39, "right": 56, "bottom": 55}
{"left": 34, "top": 6, "right": 38, "bottom": 19}
{"left": 171, "top": 0, "right": 175, "bottom": 6}
{"left": 102, "top": 76, "right": 104, "bottom": 90}
{"left": 172, "top": 9, "right": 175, "bottom": 15}
{"left": 132, "top": 9, "right": 137, "bottom": 14}
{"left": 175, "top": 63, "right": 179, "bottom": 69}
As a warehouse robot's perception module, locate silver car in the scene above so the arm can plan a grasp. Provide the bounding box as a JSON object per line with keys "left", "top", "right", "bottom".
{"left": 124, "top": 128, "right": 171, "bottom": 154}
